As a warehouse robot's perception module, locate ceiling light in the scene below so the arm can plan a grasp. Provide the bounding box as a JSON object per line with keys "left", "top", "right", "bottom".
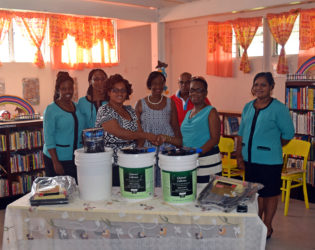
{"left": 250, "top": 6, "right": 265, "bottom": 10}
{"left": 289, "top": 1, "right": 301, "bottom": 4}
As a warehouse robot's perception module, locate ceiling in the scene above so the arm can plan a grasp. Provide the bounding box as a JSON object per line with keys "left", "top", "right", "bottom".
{"left": 95, "top": 0, "right": 201, "bottom": 9}
{"left": 1, "top": 0, "right": 314, "bottom": 24}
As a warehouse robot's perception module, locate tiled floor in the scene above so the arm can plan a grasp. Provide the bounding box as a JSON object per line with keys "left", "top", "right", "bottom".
{"left": 266, "top": 199, "right": 315, "bottom": 250}
{"left": 0, "top": 198, "right": 314, "bottom": 250}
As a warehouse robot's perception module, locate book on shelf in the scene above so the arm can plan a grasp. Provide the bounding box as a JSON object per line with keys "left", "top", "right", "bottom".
{"left": 286, "top": 87, "right": 315, "bottom": 110}
{"left": 226, "top": 116, "right": 240, "bottom": 135}
{"left": 11, "top": 171, "right": 45, "bottom": 195}
{"left": 0, "top": 178, "right": 9, "bottom": 197}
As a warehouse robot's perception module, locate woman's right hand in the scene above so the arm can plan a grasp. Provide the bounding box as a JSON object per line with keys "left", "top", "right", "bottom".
{"left": 53, "top": 160, "right": 64, "bottom": 175}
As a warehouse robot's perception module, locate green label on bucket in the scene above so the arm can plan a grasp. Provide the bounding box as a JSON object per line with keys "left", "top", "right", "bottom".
{"left": 124, "top": 167, "right": 145, "bottom": 192}
{"left": 162, "top": 169, "right": 197, "bottom": 203}
{"left": 119, "top": 166, "right": 153, "bottom": 199}
{"left": 170, "top": 171, "right": 193, "bottom": 196}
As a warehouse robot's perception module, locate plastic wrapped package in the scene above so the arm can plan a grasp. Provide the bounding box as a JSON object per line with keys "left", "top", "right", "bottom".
{"left": 29, "top": 176, "right": 78, "bottom": 206}
{"left": 197, "top": 175, "right": 263, "bottom": 212}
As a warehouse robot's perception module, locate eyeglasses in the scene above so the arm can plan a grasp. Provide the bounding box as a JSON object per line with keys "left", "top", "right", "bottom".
{"left": 111, "top": 88, "right": 127, "bottom": 94}
{"left": 189, "top": 88, "right": 206, "bottom": 94}
{"left": 179, "top": 80, "right": 191, "bottom": 85}
{"left": 92, "top": 77, "right": 107, "bottom": 82}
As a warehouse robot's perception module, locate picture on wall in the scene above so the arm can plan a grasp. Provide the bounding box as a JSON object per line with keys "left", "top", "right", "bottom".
{"left": 0, "top": 80, "right": 5, "bottom": 95}
{"left": 22, "top": 78, "right": 40, "bottom": 105}
{"left": 72, "top": 77, "right": 78, "bottom": 102}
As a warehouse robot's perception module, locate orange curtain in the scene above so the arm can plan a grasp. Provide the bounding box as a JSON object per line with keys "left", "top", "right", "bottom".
{"left": 14, "top": 12, "right": 48, "bottom": 68}
{"left": 206, "top": 21, "right": 232, "bottom": 77}
{"left": 232, "top": 17, "right": 262, "bottom": 73}
{"left": 298, "top": 8, "right": 315, "bottom": 70}
{"left": 49, "top": 14, "right": 116, "bottom": 70}
{"left": 267, "top": 9, "right": 299, "bottom": 74}
{"left": 0, "top": 10, "right": 13, "bottom": 66}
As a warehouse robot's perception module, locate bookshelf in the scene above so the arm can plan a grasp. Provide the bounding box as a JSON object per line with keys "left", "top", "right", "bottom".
{"left": 285, "top": 79, "right": 315, "bottom": 202}
{"left": 218, "top": 112, "right": 241, "bottom": 155}
{"left": 0, "top": 119, "right": 45, "bottom": 208}
{"left": 218, "top": 111, "right": 241, "bottom": 138}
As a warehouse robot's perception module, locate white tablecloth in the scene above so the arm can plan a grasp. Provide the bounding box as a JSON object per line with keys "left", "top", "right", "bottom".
{"left": 2, "top": 186, "right": 266, "bottom": 250}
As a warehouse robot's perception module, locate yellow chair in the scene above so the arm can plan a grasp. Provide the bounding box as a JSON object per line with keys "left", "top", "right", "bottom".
{"left": 281, "top": 139, "right": 311, "bottom": 216}
{"left": 218, "top": 136, "right": 244, "bottom": 180}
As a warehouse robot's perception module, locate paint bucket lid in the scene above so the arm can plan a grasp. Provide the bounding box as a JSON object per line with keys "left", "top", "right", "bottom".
{"left": 117, "top": 148, "right": 156, "bottom": 168}
{"left": 160, "top": 146, "right": 201, "bottom": 156}
{"left": 120, "top": 147, "right": 156, "bottom": 154}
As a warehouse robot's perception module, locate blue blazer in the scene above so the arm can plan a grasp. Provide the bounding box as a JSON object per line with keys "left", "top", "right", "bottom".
{"left": 77, "top": 96, "right": 108, "bottom": 128}
{"left": 238, "top": 98, "right": 294, "bottom": 165}
{"left": 43, "top": 102, "right": 86, "bottom": 161}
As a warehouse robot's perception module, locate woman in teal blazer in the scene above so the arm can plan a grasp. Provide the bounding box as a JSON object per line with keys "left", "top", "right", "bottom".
{"left": 77, "top": 69, "right": 108, "bottom": 128}
{"left": 43, "top": 72, "right": 86, "bottom": 181}
{"left": 236, "top": 72, "right": 294, "bottom": 239}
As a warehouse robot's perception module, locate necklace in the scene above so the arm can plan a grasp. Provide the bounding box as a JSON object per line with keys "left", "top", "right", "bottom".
{"left": 147, "top": 95, "right": 164, "bottom": 105}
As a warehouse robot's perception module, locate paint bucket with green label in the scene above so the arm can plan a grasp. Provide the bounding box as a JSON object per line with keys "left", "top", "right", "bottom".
{"left": 117, "top": 148, "right": 155, "bottom": 201}
{"left": 159, "top": 151, "right": 199, "bottom": 204}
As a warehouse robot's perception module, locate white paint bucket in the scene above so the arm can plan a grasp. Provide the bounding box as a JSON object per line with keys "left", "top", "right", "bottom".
{"left": 159, "top": 152, "right": 198, "bottom": 204}
{"left": 74, "top": 148, "right": 113, "bottom": 201}
{"left": 117, "top": 150, "right": 155, "bottom": 201}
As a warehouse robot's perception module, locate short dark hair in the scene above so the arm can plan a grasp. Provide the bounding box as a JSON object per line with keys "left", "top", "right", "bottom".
{"left": 179, "top": 72, "right": 192, "bottom": 80}
{"left": 105, "top": 74, "right": 133, "bottom": 101}
{"left": 146, "top": 71, "right": 166, "bottom": 89}
{"left": 190, "top": 76, "right": 208, "bottom": 90}
{"left": 252, "top": 72, "right": 275, "bottom": 95}
{"left": 54, "top": 71, "right": 74, "bottom": 101}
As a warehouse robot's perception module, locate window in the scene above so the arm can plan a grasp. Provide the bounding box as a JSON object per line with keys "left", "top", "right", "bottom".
{"left": 12, "top": 19, "right": 50, "bottom": 63}
{"left": 232, "top": 25, "right": 264, "bottom": 58}
{"left": 0, "top": 30, "right": 10, "bottom": 62}
{"left": 0, "top": 18, "right": 50, "bottom": 63}
{"left": 232, "top": 29, "right": 238, "bottom": 58}
{"left": 275, "top": 15, "right": 299, "bottom": 55}
{"left": 247, "top": 26, "right": 263, "bottom": 57}
{"left": 0, "top": 17, "right": 118, "bottom": 67}
{"left": 61, "top": 34, "right": 118, "bottom": 65}
{"left": 238, "top": 26, "right": 264, "bottom": 57}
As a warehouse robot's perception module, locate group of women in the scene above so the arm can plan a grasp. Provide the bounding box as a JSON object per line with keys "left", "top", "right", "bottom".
{"left": 43, "top": 69, "right": 294, "bottom": 240}
{"left": 43, "top": 70, "right": 222, "bottom": 186}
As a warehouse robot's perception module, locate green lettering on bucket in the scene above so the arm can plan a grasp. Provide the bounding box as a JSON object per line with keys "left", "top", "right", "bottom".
{"left": 119, "top": 166, "right": 153, "bottom": 199}
{"left": 161, "top": 169, "right": 197, "bottom": 203}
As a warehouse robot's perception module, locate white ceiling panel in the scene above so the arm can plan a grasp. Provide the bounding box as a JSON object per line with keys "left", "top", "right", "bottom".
{"left": 87, "top": 0, "right": 199, "bottom": 9}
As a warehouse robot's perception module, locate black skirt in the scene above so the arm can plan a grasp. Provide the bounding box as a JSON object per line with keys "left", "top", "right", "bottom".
{"left": 244, "top": 161, "right": 282, "bottom": 197}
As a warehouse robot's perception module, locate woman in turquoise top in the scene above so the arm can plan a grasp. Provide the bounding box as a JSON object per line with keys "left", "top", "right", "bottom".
{"left": 43, "top": 72, "right": 86, "bottom": 182}
{"left": 77, "top": 69, "right": 108, "bottom": 128}
{"left": 236, "top": 72, "right": 294, "bottom": 239}
{"left": 181, "top": 76, "right": 221, "bottom": 183}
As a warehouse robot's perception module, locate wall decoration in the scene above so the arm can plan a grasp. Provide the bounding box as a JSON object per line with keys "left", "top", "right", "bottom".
{"left": 22, "top": 78, "right": 40, "bottom": 105}
{"left": 0, "top": 80, "right": 5, "bottom": 95}
{"left": 296, "top": 56, "right": 315, "bottom": 74}
{"left": 0, "top": 95, "right": 35, "bottom": 115}
{"left": 72, "top": 77, "right": 78, "bottom": 102}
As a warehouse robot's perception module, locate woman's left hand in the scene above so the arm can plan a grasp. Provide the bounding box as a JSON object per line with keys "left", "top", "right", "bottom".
{"left": 146, "top": 133, "right": 160, "bottom": 146}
